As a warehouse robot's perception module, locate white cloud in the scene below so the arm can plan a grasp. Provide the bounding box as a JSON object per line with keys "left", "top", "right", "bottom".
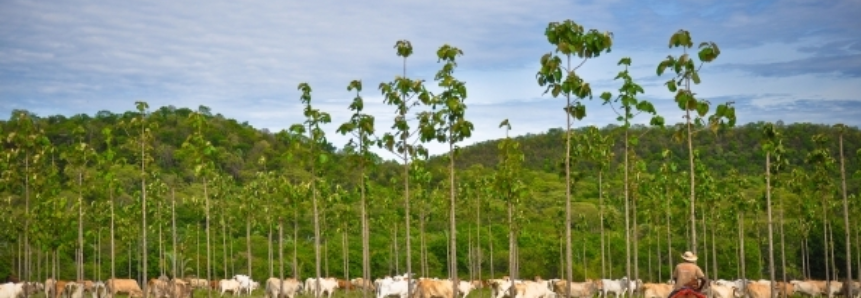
{"left": 2, "top": 0, "right": 860, "bottom": 160}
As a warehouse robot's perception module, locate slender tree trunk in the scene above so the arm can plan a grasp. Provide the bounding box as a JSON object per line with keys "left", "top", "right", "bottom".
{"left": 342, "top": 228, "right": 348, "bottom": 283}
{"left": 79, "top": 171, "right": 85, "bottom": 282}
{"left": 563, "top": 54, "right": 574, "bottom": 297}
{"left": 823, "top": 209, "right": 831, "bottom": 298}
{"left": 293, "top": 207, "right": 298, "bottom": 278}
{"left": 247, "top": 215, "right": 252, "bottom": 277}
{"left": 489, "top": 224, "right": 494, "bottom": 279}
{"left": 279, "top": 218, "right": 284, "bottom": 281}
{"left": 205, "top": 177, "right": 212, "bottom": 298}
{"left": 158, "top": 202, "right": 164, "bottom": 277}
{"left": 655, "top": 224, "right": 669, "bottom": 282}
{"left": 779, "top": 197, "right": 787, "bottom": 298}
{"left": 830, "top": 222, "right": 837, "bottom": 281}
{"left": 24, "top": 156, "right": 30, "bottom": 287}
{"left": 666, "top": 180, "right": 673, "bottom": 282}
{"left": 649, "top": 235, "right": 653, "bottom": 282}
{"left": 624, "top": 132, "right": 632, "bottom": 286}
{"left": 196, "top": 224, "right": 200, "bottom": 278}
{"left": 269, "top": 225, "right": 274, "bottom": 278}
{"left": 711, "top": 219, "right": 717, "bottom": 280}
{"left": 141, "top": 125, "right": 148, "bottom": 296}
{"left": 801, "top": 237, "right": 806, "bottom": 280}
{"left": 600, "top": 171, "right": 606, "bottom": 279}
{"left": 686, "top": 108, "right": 697, "bottom": 253}
{"left": 702, "top": 210, "right": 708, "bottom": 281}
{"left": 739, "top": 213, "right": 746, "bottom": 287}
{"left": 766, "top": 151, "right": 776, "bottom": 298}
{"left": 420, "top": 207, "right": 427, "bottom": 278}
{"left": 361, "top": 157, "right": 370, "bottom": 298}
{"left": 172, "top": 188, "right": 177, "bottom": 279}
{"left": 838, "top": 132, "right": 853, "bottom": 298}
{"left": 449, "top": 140, "right": 459, "bottom": 298}
{"left": 477, "top": 190, "right": 482, "bottom": 284}
{"left": 222, "top": 213, "right": 228, "bottom": 278}
{"left": 634, "top": 179, "right": 639, "bottom": 287}
{"left": 401, "top": 60, "right": 414, "bottom": 296}
{"left": 508, "top": 190, "right": 516, "bottom": 282}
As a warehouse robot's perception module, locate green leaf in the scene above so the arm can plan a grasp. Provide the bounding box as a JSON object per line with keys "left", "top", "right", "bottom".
{"left": 692, "top": 71, "right": 701, "bottom": 84}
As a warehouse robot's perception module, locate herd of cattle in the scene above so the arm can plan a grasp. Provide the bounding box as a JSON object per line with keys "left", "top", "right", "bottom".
{"left": 1, "top": 274, "right": 860, "bottom": 298}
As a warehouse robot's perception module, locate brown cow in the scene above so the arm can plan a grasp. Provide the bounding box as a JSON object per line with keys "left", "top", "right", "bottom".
{"left": 55, "top": 280, "right": 69, "bottom": 298}
{"left": 210, "top": 280, "right": 219, "bottom": 291}
{"left": 552, "top": 280, "right": 597, "bottom": 298}
{"left": 106, "top": 278, "right": 144, "bottom": 298}
{"left": 641, "top": 283, "right": 673, "bottom": 298}
{"left": 337, "top": 279, "right": 353, "bottom": 291}
{"left": 412, "top": 279, "right": 453, "bottom": 298}
{"left": 774, "top": 282, "right": 794, "bottom": 297}
{"left": 739, "top": 283, "right": 771, "bottom": 298}
{"left": 351, "top": 278, "right": 376, "bottom": 292}
{"left": 147, "top": 279, "right": 170, "bottom": 298}
{"left": 168, "top": 279, "right": 193, "bottom": 298}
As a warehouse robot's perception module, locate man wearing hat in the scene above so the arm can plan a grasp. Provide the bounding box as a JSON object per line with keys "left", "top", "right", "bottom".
{"left": 667, "top": 251, "right": 708, "bottom": 298}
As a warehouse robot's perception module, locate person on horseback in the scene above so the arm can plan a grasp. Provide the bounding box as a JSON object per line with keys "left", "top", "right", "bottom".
{"left": 667, "top": 251, "right": 708, "bottom": 298}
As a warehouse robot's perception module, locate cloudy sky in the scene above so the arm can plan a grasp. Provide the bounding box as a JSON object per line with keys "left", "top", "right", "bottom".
{"left": 2, "top": 0, "right": 860, "bottom": 158}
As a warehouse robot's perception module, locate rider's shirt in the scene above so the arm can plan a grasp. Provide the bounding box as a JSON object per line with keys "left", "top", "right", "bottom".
{"left": 672, "top": 262, "right": 705, "bottom": 290}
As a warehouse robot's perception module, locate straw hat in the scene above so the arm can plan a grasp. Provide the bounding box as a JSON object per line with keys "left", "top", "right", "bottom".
{"left": 682, "top": 251, "right": 698, "bottom": 262}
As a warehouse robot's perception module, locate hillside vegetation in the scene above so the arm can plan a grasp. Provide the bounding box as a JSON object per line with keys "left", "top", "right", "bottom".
{"left": 2, "top": 105, "right": 859, "bottom": 283}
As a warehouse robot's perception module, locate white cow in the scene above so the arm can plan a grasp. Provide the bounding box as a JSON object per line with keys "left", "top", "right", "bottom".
{"left": 599, "top": 279, "right": 627, "bottom": 298}
{"left": 376, "top": 276, "right": 410, "bottom": 298}
{"left": 305, "top": 278, "right": 338, "bottom": 298}
{"left": 233, "top": 275, "right": 254, "bottom": 296}
{"left": 0, "top": 283, "right": 24, "bottom": 298}
{"left": 92, "top": 282, "right": 107, "bottom": 298}
{"left": 220, "top": 279, "right": 241, "bottom": 297}
{"left": 66, "top": 282, "right": 85, "bottom": 298}
{"left": 708, "top": 283, "right": 737, "bottom": 298}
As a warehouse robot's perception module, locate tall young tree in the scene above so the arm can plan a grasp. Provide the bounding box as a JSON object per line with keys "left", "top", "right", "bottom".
{"left": 600, "top": 57, "right": 663, "bottom": 288}
{"left": 761, "top": 123, "right": 786, "bottom": 297}
{"left": 5, "top": 110, "right": 49, "bottom": 284}
{"left": 378, "top": 40, "right": 432, "bottom": 290}
{"left": 180, "top": 106, "right": 217, "bottom": 298}
{"left": 427, "top": 44, "right": 474, "bottom": 293}
{"left": 584, "top": 127, "right": 613, "bottom": 278}
{"left": 337, "top": 79, "right": 376, "bottom": 298}
{"left": 657, "top": 30, "right": 735, "bottom": 252}
{"left": 495, "top": 119, "right": 526, "bottom": 285}
{"left": 129, "top": 101, "right": 156, "bottom": 291}
{"left": 537, "top": 20, "right": 612, "bottom": 292}
{"left": 835, "top": 124, "right": 853, "bottom": 297}
{"left": 62, "top": 125, "right": 96, "bottom": 281}
{"left": 290, "top": 83, "right": 331, "bottom": 296}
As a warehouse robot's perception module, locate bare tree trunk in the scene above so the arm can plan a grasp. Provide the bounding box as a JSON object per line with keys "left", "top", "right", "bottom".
{"left": 711, "top": 219, "right": 717, "bottom": 280}
{"left": 110, "top": 188, "right": 116, "bottom": 278}
{"left": 222, "top": 213, "right": 228, "bottom": 278}
{"left": 779, "top": 197, "right": 787, "bottom": 298}
{"left": 830, "top": 222, "right": 837, "bottom": 281}
{"left": 666, "top": 182, "right": 673, "bottom": 282}
{"left": 269, "top": 225, "right": 274, "bottom": 278}
{"left": 740, "top": 213, "right": 746, "bottom": 288}
{"left": 172, "top": 188, "right": 177, "bottom": 279}
{"left": 420, "top": 207, "right": 427, "bottom": 278}
{"left": 293, "top": 207, "right": 298, "bottom": 278}
{"left": 279, "top": 218, "right": 284, "bottom": 281}
{"left": 450, "top": 140, "right": 460, "bottom": 298}
{"left": 685, "top": 108, "right": 697, "bottom": 254}
{"left": 489, "top": 224, "right": 494, "bottom": 279}
{"left": 79, "top": 171, "right": 85, "bottom": 282}
{"left": 564, "top": 83, "right": 573, "bottom": 298}
{"left": 625, "top": 133, "right": 631, "bottom": 286}
{"left": 600, "top": 171, "right": 606, "bottom": 278}
{"left": 766, "top": 151, "right": 776, "bottom": 298}
{"left": 838, "top": 131, "right": 853, "bottom": 298}
{"left": 247, "top": 215, "right": 252, "bottom": 277}
{"left": 658, "top": 223, "right": 663, "bottom": 281}
{"left": 205, "top": 177, "right": 212, "bottom": 298}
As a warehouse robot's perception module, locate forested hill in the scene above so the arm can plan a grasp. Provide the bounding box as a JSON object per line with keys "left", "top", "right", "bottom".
{"left": 2, "top": 106, "right": 860, "bottom": 282}
{"left": 436, "top": 122, "right": 861, "bottom": 178}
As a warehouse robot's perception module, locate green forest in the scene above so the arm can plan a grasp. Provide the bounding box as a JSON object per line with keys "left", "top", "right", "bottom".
{"left": 2, "top": 26, "right": 860, "bottom": 289}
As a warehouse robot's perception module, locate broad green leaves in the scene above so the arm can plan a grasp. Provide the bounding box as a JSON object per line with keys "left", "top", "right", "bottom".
{"left": 601, "top": 57, "right": 664, "bottom": 129}
{"left": 538, "top": 20, "right": 612, "bottom": 121}
{"left": 378, "top": 40, "right": 432, "bottom": 160}
{"left": 430, "top": 44, "right": 474, "bottom": 150}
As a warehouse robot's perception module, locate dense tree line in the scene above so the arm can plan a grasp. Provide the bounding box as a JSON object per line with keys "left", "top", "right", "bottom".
{"left": 1, "top": 25, "right": 859, "bottom": 296}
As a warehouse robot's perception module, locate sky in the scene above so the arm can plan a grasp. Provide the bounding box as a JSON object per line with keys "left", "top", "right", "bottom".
{"left": 1, "top": 0, "right": 860, "bottom": 159}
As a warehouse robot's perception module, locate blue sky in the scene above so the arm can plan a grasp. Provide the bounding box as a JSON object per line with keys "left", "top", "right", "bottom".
{"left": 1, "top": 0, "right": 859, "bottom": 158}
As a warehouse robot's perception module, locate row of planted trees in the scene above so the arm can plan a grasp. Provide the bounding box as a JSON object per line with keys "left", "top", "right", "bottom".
{"left": 2, "top": 20, "right": 860, "bottom": 298}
